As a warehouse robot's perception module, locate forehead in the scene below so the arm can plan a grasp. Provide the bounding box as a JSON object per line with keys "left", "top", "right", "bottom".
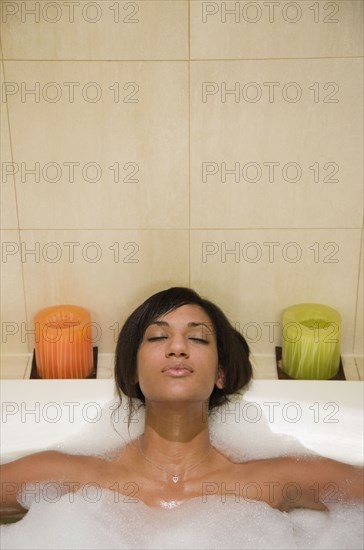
{"left": 157, "top": 304, "right": 213, "bottom": 325}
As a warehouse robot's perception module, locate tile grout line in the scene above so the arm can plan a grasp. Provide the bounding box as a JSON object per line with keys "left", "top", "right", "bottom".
{"left": 1, "top": 58, "right": 31, "bottom": 356}
{"left": 351, "top": 229, "right": 363, "bottom": 354}
{"left": 188, "top": 0, "right": 191, "bottom": 287}
{"left": 2, "top": 56, "right": 363, "bottom": 62}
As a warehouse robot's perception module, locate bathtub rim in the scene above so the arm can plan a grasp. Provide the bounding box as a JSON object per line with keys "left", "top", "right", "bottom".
{"left": 0, "top": 378, "right": 363, "bottom": 466}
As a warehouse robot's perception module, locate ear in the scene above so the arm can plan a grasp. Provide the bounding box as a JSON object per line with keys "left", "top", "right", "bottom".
{"left": 215, "top": 367, "right": 225, "bottom": 389}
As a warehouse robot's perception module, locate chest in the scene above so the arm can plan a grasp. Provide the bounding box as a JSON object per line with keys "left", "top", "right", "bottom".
{"left": 80, "top": 457, "right": 284, "bottom": 510}
{"left": 97, "top": 463, "right": 276, "bottom": 508}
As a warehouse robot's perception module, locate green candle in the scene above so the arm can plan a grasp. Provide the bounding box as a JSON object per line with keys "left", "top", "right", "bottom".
{"left": 282, "top": 303, "right": 341, "bottom": 380}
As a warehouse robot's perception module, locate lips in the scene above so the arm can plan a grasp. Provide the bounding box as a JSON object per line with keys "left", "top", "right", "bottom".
{"left": 162, "top": 363, "right": 193, "bottom": 377}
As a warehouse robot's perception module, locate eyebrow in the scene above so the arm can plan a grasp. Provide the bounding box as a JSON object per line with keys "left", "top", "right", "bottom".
{"left": 149, "top": 321, "right": 213, "bottom": 330}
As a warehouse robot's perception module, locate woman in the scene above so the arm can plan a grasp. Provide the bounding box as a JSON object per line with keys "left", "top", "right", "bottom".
{"left": 1, "top": 287, "right": 362, "bottom": 515}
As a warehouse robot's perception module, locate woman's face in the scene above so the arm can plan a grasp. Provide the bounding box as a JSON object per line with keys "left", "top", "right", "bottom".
{"left": 136, "top": 304, "right": 224, "bottom": 405}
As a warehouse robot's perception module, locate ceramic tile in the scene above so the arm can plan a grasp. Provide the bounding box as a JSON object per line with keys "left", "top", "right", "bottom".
{"left": 23, "top": 355, "right": 32, "bottom": 379}
{"left": 252, "top": 355, "right": 278, "bottom": 380}
{"left": 191, "top": 0, "right": 363, "bottom": 59}
{"left": 190, "top": 228, "right": 361, "bottom": 355}
{"left": 354, "top": 234, "right": 363, "bottom": 356}
{"left": 355, "top": 357, "right": 363, "bottom": 381}
{"left": 0, "top": 231, "right": 28, "bottom": 354}
{"left": 341, "top": 356, "right": 359, "bottom": 381}
{"left": 4, "top": 60, "right": 189, "bottom": 229}
{"left": 0, "top": 64, "right": 18, "bottom": 229}
{"left": 0, "top": 355, "right": 29, "bottom": 379}
{"left": 191, "top": 58, "right": 363, "bottom": 229}
{"left": 96, "top": 353, "right": 115, "bottom": 379}
{"left": 20, "top": 229, "right": 189, "bottom": 353}
{"left": 2, "top": 1, "right": 188, "bottom": 60}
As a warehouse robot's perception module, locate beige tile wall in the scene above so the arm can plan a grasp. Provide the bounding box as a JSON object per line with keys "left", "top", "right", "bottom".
{"left": 354, "top": 231, "right": 363, "bottom": 355}
{"left": 1, "top": 1, "right": 363, "bottom": 360}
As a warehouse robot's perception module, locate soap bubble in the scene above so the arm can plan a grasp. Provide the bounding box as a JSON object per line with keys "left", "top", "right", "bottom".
{"left": 1, "top": 489, "right": 362, "bottom": 549}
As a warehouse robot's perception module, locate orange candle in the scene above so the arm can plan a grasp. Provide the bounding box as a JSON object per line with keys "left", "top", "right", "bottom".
{"left": 34, "top": 305, "right": 94, "bottom": 379}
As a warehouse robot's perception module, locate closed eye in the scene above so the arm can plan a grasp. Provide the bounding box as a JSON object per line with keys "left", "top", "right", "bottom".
{"left": 189, "top": 337, "right": 208, "bottom": 344}
{"left": 147, "top": 336, "right": 168, "bottom": 341}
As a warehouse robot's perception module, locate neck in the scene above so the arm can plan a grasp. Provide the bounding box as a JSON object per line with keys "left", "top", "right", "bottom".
{"left": 139, "top": 400, "right": 211, "bottom": 473}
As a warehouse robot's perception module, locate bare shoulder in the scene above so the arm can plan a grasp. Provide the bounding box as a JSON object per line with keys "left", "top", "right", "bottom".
{"left": 252, "top": 454, "right": 362, "bottom": 489}
{"left": 249, "top": 454, "right": 361, "bottom": 472}
{"left": 1, "top": 450, "right": 93, "bottom": 481}
{"left": 0, "top": 451, "right": 102, "bottom": 514}
{"left": 234, "top": 455, "right": 363, "bottom": 511}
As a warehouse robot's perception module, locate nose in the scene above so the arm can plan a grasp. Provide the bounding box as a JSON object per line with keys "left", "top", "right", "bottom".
{"left": 165, "top": 335, "right": 189, "bottom": 357}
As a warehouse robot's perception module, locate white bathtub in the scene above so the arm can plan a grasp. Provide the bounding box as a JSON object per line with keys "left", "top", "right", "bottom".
{"left": 1, "top": 379, "right": 363, "bottom": 466}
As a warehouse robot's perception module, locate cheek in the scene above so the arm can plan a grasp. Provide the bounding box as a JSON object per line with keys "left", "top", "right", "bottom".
{"left": 201, "top": 351, "right": 220, "bottom": 382}
{"left": 209, "top": 348, "right": 219, "bottom": 369}
{"left": 135, "top": 347, "right": 157, "bottom": 384}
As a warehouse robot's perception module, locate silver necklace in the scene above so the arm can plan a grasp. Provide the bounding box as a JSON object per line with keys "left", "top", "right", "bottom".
{"left": 138, "top": 437, "right": 213, "bottom": 484}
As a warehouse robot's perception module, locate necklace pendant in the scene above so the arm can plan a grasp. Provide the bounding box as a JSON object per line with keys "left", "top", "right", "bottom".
{"left": 172, "top": 475, "right": 179, "bottom": 484}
